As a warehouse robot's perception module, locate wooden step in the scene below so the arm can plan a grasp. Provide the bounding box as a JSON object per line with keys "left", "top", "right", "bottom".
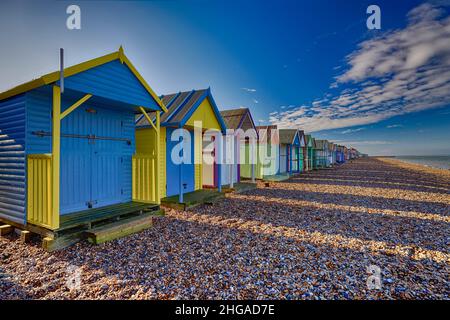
{"left": 84, "top": 213, "right": 154, "bottom": 245}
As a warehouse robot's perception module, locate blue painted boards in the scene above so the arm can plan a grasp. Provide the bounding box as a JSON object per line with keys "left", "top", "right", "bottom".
{"left": 165, "top": 128, "right": 195, "bottom": 197}
{"left": 63, "top": 60, "right": 161, "bottom": 110}
{"left": 59, "top": 104, "right": 134, "bottom": 214}
{"left": 0, "top": 94, "right": 26, "bottom": 224}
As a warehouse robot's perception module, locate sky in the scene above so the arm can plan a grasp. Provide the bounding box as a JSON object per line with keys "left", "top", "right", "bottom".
{"left": 0, "top": 0, "right": 449, "bottom": 156}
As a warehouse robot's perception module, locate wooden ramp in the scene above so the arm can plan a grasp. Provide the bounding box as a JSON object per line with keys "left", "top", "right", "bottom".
{"left": 222, "top": 182, "right": 257, "bottom": 194}
{"left": 41, "top": 202, "right": 163, "bottom": 251}
{"left": 84, "top": 212, "right": 154, "bottom": 244}
{"left": 162, "top": 189, "right": 224, "bottom": 210}
{"left": 263, "top": 173, "right": 290, "bottom": 182}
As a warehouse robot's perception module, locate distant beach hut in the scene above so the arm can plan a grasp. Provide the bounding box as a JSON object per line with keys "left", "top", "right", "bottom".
{"left": 279, "top": 129, "right": 302, "bottom": 175}
{"left": 298, "top": 130, "right": 307, "bottom": 172}
{"left": 136, "top": 88, "right": 227, "bottom": 203}
{"left": 220, "top": 108, "right": 258, "bottom": 185}
{"left": 327, "top": 142, "right": 335, "bottom": 166}
{"left": 314, "top": 140, "right": 329, "bottom": 168}
{"left": 336, "top": 145, "right": 345, "bottom": 163}
{"left": 255, "top": 125, "right": 281, "bottom": 179}
{"left": 312, "top": 138, "right": 318, "bottom": 169}
{"left": 304, "top": 135, "right": 315, "bottom": 171}
{"left": 0, "top": 48, "right": 166, "bottom": 233}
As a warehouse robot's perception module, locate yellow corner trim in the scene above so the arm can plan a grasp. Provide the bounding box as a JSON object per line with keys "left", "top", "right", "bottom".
{"left": 121, "top": 54, "right": 167, "bottom": 113}
{"left": 60, "top": 94, "right": 92, "bottom": 120}
{"left": 139, "top": 107, "right": 157, "bottom": 132}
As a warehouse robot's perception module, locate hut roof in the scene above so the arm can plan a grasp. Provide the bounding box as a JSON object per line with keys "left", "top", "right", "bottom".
{"left": 314, "top": 139, "right": 327, "bottom": 150}
{"left": 0, "top": 47, "right": 167, "bottom": 112}
{"left": 136, "top": 88, "right": 227, "bottom": 132}
{"left": 220, "top": 108, "right": 257, "bottom": 131}
{"left": 279, "top": 129, "right": 299, "bottom": 145}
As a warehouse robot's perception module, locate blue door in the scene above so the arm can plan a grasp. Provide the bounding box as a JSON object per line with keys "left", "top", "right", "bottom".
{"left": 60, "top": 107, "right": 92, "bottom": 214}
{"left": 166, "top": 128, "right": 195, "bottom": 197}
{"left": 60, "top": 105, "right": 131, "bottom": 214}
{"left": 90, "top": 107, "right": 130, "bottom": 208}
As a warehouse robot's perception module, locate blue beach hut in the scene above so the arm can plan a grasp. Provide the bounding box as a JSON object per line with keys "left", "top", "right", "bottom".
{"left": 0, "top": 47, "right": 166, "bottom": 234}
{"left": 135, "top": 88, "right": 227, "bottom": 203}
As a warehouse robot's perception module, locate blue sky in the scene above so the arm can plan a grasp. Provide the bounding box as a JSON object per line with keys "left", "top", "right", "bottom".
{"left": 0, "top": 0, "right": 449, "bottom": 155}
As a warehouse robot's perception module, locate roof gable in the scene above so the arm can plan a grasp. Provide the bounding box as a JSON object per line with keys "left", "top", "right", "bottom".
{"left": 184, "top": 97, "right": 220, "bottom": 130}
{"left": 137, "top": 88, "right": 227, "bottom": 132}
{"left": 220, "top": 108, "right": 256, "bottom": 131}
{"left": 0, "top": 47, "right": 166, "bottom": 112}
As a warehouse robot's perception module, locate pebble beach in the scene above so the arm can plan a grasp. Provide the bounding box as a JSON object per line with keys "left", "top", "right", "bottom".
{"left": 1, "top": 157, "right": 449, "bottom": 300}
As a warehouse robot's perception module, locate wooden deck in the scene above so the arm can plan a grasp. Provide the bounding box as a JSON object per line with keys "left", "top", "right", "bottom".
{"left": 59, "top": 201, "right": 160, "bottom": 231}
{"left": 263, "top": 173, "right": 291, "bottom": 182}
{"left": 221, "top": 182, "right": 257, "bottom": 194}
{"left": 39, "top": 201, "right": 162, "bottom": 251}
{"left": 161, "top": 189, "right": 224, "bottom": 210}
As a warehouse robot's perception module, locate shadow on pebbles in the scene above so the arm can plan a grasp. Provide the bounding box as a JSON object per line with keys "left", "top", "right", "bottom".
{"left": 1, "top": 158, "right": 449, "bottom": 300}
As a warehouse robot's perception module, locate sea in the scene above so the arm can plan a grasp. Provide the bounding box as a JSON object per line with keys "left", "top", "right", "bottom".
{"left": 393, "top": 155, "right": 450, "bottom": 170}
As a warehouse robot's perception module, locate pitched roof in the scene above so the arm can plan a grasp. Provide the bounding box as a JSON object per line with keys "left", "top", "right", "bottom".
{"left": 305, "top": 134, "right": 314, "bottom": 147}
{"left": 0, "top": 47, "right": 167, "bottom": 112}
{"left": 220, "top": 108, "right": 256, "bottom": 131}
{"left": 256, "top": 125, "right": 278, "bottom": 142}
{"left": 279, "top": 129, "right": 299, "bottom": 145}
{"left": 136, "top": 88, "right": 226, "bottom": 132}
{"left": 314, "top": 139, "right": 328, "bottom": 150}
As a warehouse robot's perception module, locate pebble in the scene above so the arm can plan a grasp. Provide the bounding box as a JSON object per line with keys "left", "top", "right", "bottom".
{"left": 0, "top": 158, "right": 449, "bottom": 300}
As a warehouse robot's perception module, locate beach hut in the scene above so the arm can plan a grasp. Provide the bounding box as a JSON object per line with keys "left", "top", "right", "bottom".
{"left": 279, "top": 129, "right": 302, "bottom": 175}
{"left": 220, "top": 108, "right": 258, "bottom": 185}
{"left": 0, "top": 48, "right": 166, "bottom": 237}
{"left": 336, "top": 145, "right": 345, "bottom": 164}
{"left": 254, "top": 125, "right": 281, "bottom": 179}
{"left": 328, "top": 142, "right": 335, "bottom": 166}
{"left": 304, "top": 135, "right": 315, "bottom": 171}
{"left": 314, "top": 140, "right": 329, "bottom": 168}
{"left": 136, "top": 88, "right": 227, "bottom": 203}
{"left": 298, "top": 130, "right": 306, "bottom": 172}
{"left": 312, "top": 138, "right": 318, "bottom": 169}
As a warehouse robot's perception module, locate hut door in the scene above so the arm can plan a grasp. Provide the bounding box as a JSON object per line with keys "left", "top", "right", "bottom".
{"left": 60, "top": 107, "right": 93, "bottom": 214}
{"left": 90, "top": 108, "right": 129, "bottom": 208}
{"left": 202, "top": 136, "right": 215, "bottom": 187}
{"left": 292, "top": 146, "right": 298, "bottom": 172}
{"left": 60, "top": 106, "right": 129, "bottom": 214}
{"left": 165, "top": 128, "right": 195, "bottom": 197}
{"left": 279, "top": 145, "right": 287, "bottom": 173}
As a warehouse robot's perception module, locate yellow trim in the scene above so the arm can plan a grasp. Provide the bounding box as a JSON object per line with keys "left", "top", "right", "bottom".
{"left": 160, "top": 127, "right": 167, "bottom": 198}
{"left": 0, "top": 48, "right": 168, "bottom": 113}
{"left": 155, "top": 111, "right": 161, "bottom": 204}
{"left": 121, "top": 54, "right": 167, "bottom": 113}
{"left": 139, "top": 107, "right": 157, "bottom": 132}
{"left": 51, "top": 86, "right": 60, "bottom": 229}
{"left": 27, "top": 154, "right": 54, "bottom": 229}
{"left": 60, "top": 94, "right": 92, "bottom": 120}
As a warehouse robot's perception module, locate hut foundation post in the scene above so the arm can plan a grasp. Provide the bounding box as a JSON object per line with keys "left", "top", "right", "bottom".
{"left": 217, "top": 133, "right": 222, "bottom": 193}
{"left": 51, "top": 85, "right": 61, "bottom": 229}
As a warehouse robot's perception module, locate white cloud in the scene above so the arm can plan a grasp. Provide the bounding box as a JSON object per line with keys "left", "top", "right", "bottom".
{"left": 334, "top": 140, "right": 394, "bottom": 146}
{"left": 241, "top": 88, "right": 256, "bottom": 92}
{"left": 271, "top": 3, "right": 450, "bottom": 132}
{"left": 252, "top": 98, "right": 259, "bottom": 104}
{"left": 341, "top": 127, "right": 365, "bottom": 134}
{"left": 386, "top": 124, "right": 403, "bottom": 128}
